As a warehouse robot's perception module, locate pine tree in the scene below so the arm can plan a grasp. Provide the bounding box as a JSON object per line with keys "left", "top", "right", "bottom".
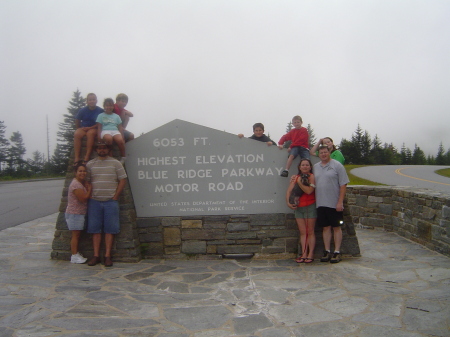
{"left": 369, "top": 134, "right": 383, "bottom": 164}
{"left": 306, "top": 124, "right": 316, "bottom": 149}
{"left": 282, "top": 121, "right": 293, "bottom": 149}
{"left": 0, "top": 121, "right": 9, "bottom": 173}
{"left": 8, "top": 131, "right": 26, "bottom": 172}
{"left": 55, "top": 89, "right": 85, "bottom": 172}
{"left": 51, "top": 143, "right": 69, "bottom": 175}
{"left": 27, "top": 150, "right": 45, "bottom": 174}
{"left": 435, "top": 142, "right": 446, "bottom": 165}
{"left": 411, "top": 144, "right": 426, "bottom": 165}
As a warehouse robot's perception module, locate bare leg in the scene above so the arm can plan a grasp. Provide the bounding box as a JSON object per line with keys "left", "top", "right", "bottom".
{"left": 70, "top": 230, "right": 82, "bottom": 255}
{"left": 322, "top": 226, "right": 332, "bottom": 252}
{"left": 333, "top": 226, "right": 343, "bottom": 252}
{"left": 296, "top": 218, "right": 308, "bottom": 258}
{"left": 104, "top": 234, "right": 114, "bottom": 257}
{"left": 305, "top": 218, "right": 316, "bottom": 258}
{"left": 73, "top": 128, "right": 87, "bottom": 164}
{"left": 113, "top": 134, "right": 126, "bottom": 157}
{"left": 286, "top": 155, "right": 295, "bottom": 170}
{"left": 84, "top": 129, "right": 97, "bottom": 162}
{"left": 102, "top": 134, "right": 113, "bottom": 146}
{"left": 92, "top": 233, "right": 102, "bottom": 257}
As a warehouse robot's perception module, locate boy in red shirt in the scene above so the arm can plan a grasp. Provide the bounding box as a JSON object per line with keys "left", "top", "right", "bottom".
{"left": 113, "top": 93, "right": 135, "bottom": 142}
{"left": 278, "top": 115, "right": 310, "bottom": 177}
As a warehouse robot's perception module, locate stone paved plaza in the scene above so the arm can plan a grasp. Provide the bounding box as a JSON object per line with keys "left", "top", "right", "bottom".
{"left": 0, "top": 213, "right": 449, "bottom": 337}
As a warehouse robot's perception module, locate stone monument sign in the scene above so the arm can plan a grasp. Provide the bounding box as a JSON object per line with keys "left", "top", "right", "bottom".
{"left": 125, "top": 119, "right": 311, "bottom": 217}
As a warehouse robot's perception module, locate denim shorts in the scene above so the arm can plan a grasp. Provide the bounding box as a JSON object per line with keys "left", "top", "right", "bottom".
{"left": 289, "top": 146, "right": 310, "bottom": 159}
{"left": 294, "top": 203, "right": 317, "bottom": 219}
{"left": 65, "top": 213, "right": 86, "bottom": 231}
{"left": 87, "top": 199, "right": 120, "bottom": 234}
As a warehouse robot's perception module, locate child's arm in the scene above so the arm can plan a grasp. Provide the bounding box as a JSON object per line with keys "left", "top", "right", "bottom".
{"left": 73, "top": 183, "right": 92, "bottom": 203}
{"left": 124, "top": 109, "right": 133, "bottom": 117}
{"left": 238, "top": 134, "right": 244, "bottom": 138}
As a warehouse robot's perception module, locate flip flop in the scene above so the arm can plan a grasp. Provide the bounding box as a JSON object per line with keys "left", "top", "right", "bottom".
{"left": 295, "top": 257, "right": 306, "bottom": 263}
{"left": 304, "top": 258, "right": 314, "bottom": 263}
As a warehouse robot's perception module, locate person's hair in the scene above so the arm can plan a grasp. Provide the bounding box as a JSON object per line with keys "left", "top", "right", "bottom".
{"left": 292, "top": 115, "right": 303, "bottom": 123}
{"left": 86, "top": 93, "right": 96, "bottom": 100}
{"left": 324, "top": 137, "right": 337, "bottom": 152}
{"left": 116, "top": 93, "right": 128, "bottom": 102}
{"left": 73, "top": 163, "right": 86, "bottom": 173}
{"left": 252, "top": 123, "right": 264, "bottom": 131}
{"left": 297, "top": 158, "right": 313, "bottom": 175}
{"left": 103, "top": 98, "right": 114, "bottom": 107}
{"left": 318, "top": 144, "right": 330, "bottom": 152}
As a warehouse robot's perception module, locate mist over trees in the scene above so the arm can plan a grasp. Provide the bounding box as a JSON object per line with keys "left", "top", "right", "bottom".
{"left": 1, "top": 93, "right": 450, "bottom": 179}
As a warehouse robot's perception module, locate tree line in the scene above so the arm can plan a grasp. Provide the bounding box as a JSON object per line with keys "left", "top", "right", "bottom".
{"left": 339, "top": 124, "right": 450, "bottom": 165}
{"left": 0, "top": 90, "right": 84, "bottom": 178}
{"left": 1, "top": 90, "right": 449, "bottom": 179}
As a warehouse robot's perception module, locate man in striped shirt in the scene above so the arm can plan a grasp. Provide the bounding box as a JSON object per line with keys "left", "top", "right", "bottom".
{"left": 86, "top": 141, "right": 127, "bottom": 267}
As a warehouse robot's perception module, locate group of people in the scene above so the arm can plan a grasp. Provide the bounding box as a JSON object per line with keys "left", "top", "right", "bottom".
{"left": 66, "top": 101, "right": 348, "bottom": 266}
{"left": 65, "top": 93, "right": 132, "bottom": 267}
{"left": 242, "top": 116, "right": 349, "bottom": 263}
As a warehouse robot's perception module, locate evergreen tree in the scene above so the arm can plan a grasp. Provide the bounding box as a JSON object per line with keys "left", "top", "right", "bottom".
{"left": 0, "top": 121, "right": 9, "bottom": 173}
{"left": 445, "top": 149, "right": 450, "bottom": 165}
{"left": 369, "top": 134, "right": 383, "bottom": 164}
{"left": 427, "top": 154, "right": 435, "bottom": 165}
{"left": 340, "top": 124, "right": 372, "bottom": 164}
{"left": 282, "top": 121, "right": 293, "bottom": 149}
{"left": 27, "top": 150, "right": 45, "bottom": 174}
{"left": 8, "top": 131, "right": 26, "bottom": 172}
{"left": 400, "top": 143, "right": 412, "bottom": 164}
{"left": 57, "top": 90, "right": 85, "bottom": 156}
{"left": 411, "top": 144, "right": 426, "bottom": 165}
{"left": 306, "top": 124, "right": 316, "bottom": 149}
{"left": 381, "top": 143, "right": 401, "bottom": 165}
{"left": 56, "top": 89, "right": 85, "bottom": 172}
{"left": 51, "top": 143, "right": 69, "bottom": 175}
{"left": 435, "top": 142, "right": 446, "bottom": 165}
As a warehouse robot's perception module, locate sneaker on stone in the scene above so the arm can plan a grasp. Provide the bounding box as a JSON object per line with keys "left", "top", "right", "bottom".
{"left": 320, "top": 251, "right": 331, "bottom": 262}
{"left": 280, "top": 170, "right": 289, "bottom": 177}
{"left": 330, "top": 252, "right": 342, "bottom": 263}
{"left": 71, "top": 252, "right": 87, "bottom": 264}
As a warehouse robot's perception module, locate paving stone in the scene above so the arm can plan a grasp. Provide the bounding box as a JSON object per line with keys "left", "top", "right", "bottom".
{"left": 164, "top": 306, "right": 232, "bottom": 330}
{"left": 293, "top": 321, "right": 359, "bottom": 337}
{"left": 318, "top": 296, "right": 369, "bottom": 316}
{"left": 269, "top": 301, "right": 342, "bottom": 325}
{"left": 352, "top": 312, "right": 402, "bottom": 328}
{"left": 106, "top": 297, "right": 159, "bottom": 319}
{"left": 233, "top": 313, "right": 273, "bottom": 334}
{"left": 357, "top": 325, "right": 424, "bottom": 337}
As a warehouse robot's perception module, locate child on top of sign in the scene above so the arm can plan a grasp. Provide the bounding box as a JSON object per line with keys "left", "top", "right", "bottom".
{"left": 96, "top": 98, "right": 126, "bottom": 164}
{"left": 238, "top": 123, "right": 276, "bottom": 146}
{"left": 114, "top": 93, "right": 135, "bottom": 142}
{"left": 278, "top": 115, "right": 310, "bottom": 177}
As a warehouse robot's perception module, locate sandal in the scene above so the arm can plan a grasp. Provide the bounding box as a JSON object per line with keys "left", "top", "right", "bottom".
{"left": 295, "top": 257, "right": 306, "bottom": 263}
{"left": 73, "top": 160, "right": 82, "bottom": 167}
{"left": 304, "top": 258, "right": 314, "bottom": 263}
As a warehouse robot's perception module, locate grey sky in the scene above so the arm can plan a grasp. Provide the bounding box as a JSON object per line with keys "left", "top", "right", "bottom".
{"left": 1, "top": 0, "right": 449, "bottom": 158}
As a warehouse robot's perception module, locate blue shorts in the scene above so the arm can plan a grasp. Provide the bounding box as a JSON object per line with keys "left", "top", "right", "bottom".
{"left": 65, "top": 213, "right": 86, "bottom": 231}
{"left": 87, "top": 199, "right": 120, "bottom": 234}
{"left": 289, "top": 146, "right": 310, "bottom": 159}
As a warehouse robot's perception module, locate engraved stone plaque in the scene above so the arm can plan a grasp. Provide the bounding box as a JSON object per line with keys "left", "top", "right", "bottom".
{"left": 125, "top": 119, "right": 316, "bottom": 217}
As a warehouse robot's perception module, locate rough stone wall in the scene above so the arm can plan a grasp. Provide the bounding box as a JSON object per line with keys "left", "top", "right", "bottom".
{"left": 51, "top": 143, "right": 140, "bottom": 262}
{"left": 347, "top": 186, "right": 450, "bottom": 257}
{"left": 137, "top": 212, "right": 361, "bottom": 259}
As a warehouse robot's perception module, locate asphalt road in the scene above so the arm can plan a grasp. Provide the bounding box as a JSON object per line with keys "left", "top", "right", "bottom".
{"left": 0, "top": 179, "right": 64, "bottom": 231}
{"left": 350, "top": 165, "right": 450, "bottom": 193}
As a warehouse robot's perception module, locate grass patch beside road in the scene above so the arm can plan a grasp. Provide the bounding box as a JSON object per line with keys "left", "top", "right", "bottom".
{"left": 435, "top": 168, "right": 450, "bottom": 178}
{"left": 345, "top": 165, "right": 385, "bottom": 186}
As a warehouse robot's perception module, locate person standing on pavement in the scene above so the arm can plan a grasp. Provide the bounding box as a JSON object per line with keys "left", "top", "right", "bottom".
{"left": 313, "top": 145, "right": 349, "bottom": 263}
{"left": 86, "top": 141, "right": 127, "bottom": 267}
{"left": 65, "top": 163, "right": 91, "bottom": 264}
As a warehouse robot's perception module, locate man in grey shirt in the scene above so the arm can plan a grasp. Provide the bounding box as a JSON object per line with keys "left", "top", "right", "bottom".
{"left": 86, "top": 141, "right": 127, "bottom": 267}
{"left": 314, "top": 145, "right": 349, "bottom": 263}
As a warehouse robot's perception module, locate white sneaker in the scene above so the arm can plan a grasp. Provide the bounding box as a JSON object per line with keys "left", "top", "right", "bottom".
{"left": 71, "top": 252, "right": 87, "bottom": 264}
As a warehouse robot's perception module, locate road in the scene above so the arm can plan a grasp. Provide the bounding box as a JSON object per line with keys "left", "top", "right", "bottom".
{"left": 350, "top": 165, "right": 450, "bottom": 193}
{"left": 0, "top": 179, "right": 64, "bottom": 231}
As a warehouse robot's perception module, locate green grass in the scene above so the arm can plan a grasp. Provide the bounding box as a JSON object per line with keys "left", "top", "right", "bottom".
{"left": 435, "top": 168, "right": 450, "bottom": 178}
{"left": 344, "top": 165, "right": 385, "bottom": 186}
